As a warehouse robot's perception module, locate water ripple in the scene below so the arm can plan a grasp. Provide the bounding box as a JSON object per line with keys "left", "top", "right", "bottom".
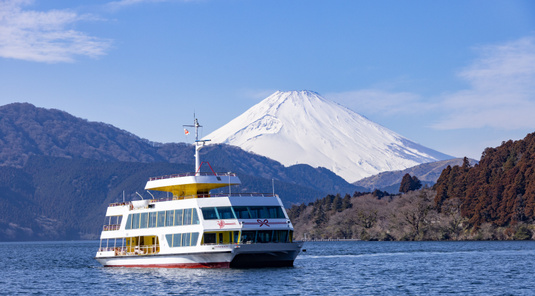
{"left": 1, "top": 240, "right": 534, "bottom": 295}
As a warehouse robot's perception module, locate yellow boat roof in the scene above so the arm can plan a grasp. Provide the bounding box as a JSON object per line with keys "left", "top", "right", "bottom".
{"left": 145, "top": 173, "right": 241, "bottom": 197}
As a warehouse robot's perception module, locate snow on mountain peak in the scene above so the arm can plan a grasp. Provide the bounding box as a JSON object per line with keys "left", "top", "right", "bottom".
{"left": 206, "top": 90, "right": 452, "bottom": 182}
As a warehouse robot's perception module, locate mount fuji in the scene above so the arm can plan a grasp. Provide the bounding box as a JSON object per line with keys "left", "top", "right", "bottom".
{"left": 205, "top": 90, "right": 452, "bottom": 183}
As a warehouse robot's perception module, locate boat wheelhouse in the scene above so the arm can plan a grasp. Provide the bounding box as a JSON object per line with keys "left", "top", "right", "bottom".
{"left": 95, "top": 118, "right": 303, "bottom": 268}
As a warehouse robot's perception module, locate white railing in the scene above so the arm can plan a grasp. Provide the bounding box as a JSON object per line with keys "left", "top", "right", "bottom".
{"left": 98, "top": 245, "right": 160, "bottom": 256}
{"left": 108, "top": 193, "right": 277, "bottom": 208}
{"left": 149, "top": 172, "right": 237, "bottom": 181}
{"left": 102, "top": 224, "right": 120, "bottom": 231}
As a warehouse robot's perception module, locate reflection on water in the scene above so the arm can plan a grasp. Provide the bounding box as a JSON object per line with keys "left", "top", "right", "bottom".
{"left": 1, "top": 240, "right": 534, "bottom": 295}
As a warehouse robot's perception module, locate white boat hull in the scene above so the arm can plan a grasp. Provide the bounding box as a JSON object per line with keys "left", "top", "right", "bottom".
{"left": 95, "top": 242, "right": 303, "bottom": 268}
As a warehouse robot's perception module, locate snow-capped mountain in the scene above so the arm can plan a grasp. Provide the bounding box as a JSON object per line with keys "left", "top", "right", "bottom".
{"left": 205, "top": 90, "right": 452, "bottom": 182}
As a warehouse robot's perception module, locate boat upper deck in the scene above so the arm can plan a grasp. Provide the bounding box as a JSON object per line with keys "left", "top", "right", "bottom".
{"left": 148, "top": 172, "right": 237, "bottom": 181}
{"left": 107, "top": 192, "right": 279, "bottom": 208}
{"left": 144, "top": 172, "right": 242, "bottom": 197}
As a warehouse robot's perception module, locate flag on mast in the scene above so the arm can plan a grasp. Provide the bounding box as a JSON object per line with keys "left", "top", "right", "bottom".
{"left": 184, "top": 129, "right": 190, "bottom": 135}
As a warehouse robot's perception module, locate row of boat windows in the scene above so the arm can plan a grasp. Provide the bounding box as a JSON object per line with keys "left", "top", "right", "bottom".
{"left": 98, "top": 230, "right": 294, "bottom": 252}
{"left": 202, "top": 230, "right": 292, "bottom": 244}
{"left": 165, "top": 232, "right": 199, "bottom": 248}
{"left": 122, "top": 205, "right": 286, "bottom": 230}
{"left": 241, "top": 230, "right": 292, "bottom": 244}
{"left": 201, "top": 206, "right": 286, "bottom": 220}
{"left": 125, "top": 208, "right": 200, "bottom": 230}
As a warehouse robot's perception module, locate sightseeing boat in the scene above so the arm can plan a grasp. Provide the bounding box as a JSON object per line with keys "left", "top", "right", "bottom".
{"left": 95, "top": 118, "right": 303, "bottom": 268}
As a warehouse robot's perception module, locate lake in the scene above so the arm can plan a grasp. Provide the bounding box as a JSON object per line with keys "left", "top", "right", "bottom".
{"left": 0, "top": 240, "right": 534, "bottom": 295}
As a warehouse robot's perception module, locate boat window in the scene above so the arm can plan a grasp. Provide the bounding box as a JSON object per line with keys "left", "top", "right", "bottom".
{"left": 174, "top": 209, "right": 184, "bottom": 226}
{"left": 233, "top": 206, "right": 250, "bottom": 219}
{"left": 192, "top": 209, "right": 199, "bottom": 224}
{"left": 173, "top": 233, "right": 181, "bottom": 247}
{"left": 191, "top": 232, "right": 199, "bottom": 246}
{"left": 233, "top": 231, "right": 239, "bottom": 243}
{"left": 183, "top": 208, "right": 192, "bottom": 225}
{"left": 140, "top": 213, "right": 148, "bottom": 229}
{"left": 131, "top": 213, "right": 140, "bottom": 229}
{"left": 257, "top": 230, "right": 272, "bottom": 243}
{"left": 203, "top": 233, "right": 216, "bottom": 244}
{"left": 117, "top": 238, "right": 126, "bottom": 248}
{"left": 234, "top": 206, "right": 286, "bottom": 219}
{"left": 234, "top": 230, "right": 290, "bottom": 244}
{"left": 166, "top": 232, "right": 199, "bottom": 247}
{"left": 157, "top": 211, "right": 166, "bottom": 227}
{"left": 217, "top": 207, "right": 236, "bottom": 219}
{"left": 240, "top": 231, "right": 256, "bottom": 244}
{"left": 274, "top": 230, "right": 289, "bottom": 243}
{"left": 267, "top": 206, "right": 286, "bottom": 218}
{"left": 125, "top": 214, "right": 132, "bottom": 230}
{"left": 248, "top": 206, "right": 268, "bottom": 219}
{"left": 105, "top": 215, "right": 122, "bottom": 226}
{"left": 165, "top": 210, "right": 174, "bottom": 226}
{"left": 182, "top": 232, "right": 191, "bottom": 246}
{"left": 122, "top": 208, "right": 199, "bottom": 230}
{"left": 201, "top": 207, "right": 218, "bottom": 220}
{"left": 148, "top": 212, "right": 157, "bottom": 228}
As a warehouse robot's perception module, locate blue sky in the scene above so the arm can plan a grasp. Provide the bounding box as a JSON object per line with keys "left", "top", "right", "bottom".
{"left": 1, "top": 0, "right": 535, "bottom": 160}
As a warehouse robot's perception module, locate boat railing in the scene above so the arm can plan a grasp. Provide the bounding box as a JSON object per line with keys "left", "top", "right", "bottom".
{"left": 98, "top": 245, "right": 160, "bottom": 256}
{"left": 149, "top": 172, "right": 237, "bottom": 181}
{"left": 108, "top": 193, "right": 278, "bottom": 208}
{"left": 108, "top": 202, "right": 129, "bottom": 207}
{"left": 103, "top": 224, "right": 121, "bottom": 231}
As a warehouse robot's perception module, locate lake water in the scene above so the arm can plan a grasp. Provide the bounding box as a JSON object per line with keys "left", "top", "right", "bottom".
{"left": 0, "top": 240, "right": 534, "bottom": 295}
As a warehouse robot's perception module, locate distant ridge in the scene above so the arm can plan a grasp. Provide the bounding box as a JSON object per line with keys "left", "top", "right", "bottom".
{"left": 354, "top": 158, "right": 479, "bottom": 193}
{"left": 0, "top": 102, "right": 364, "bottom": 204}
{"left": 0, "top": 102, "right": 168, "bottom": 167}
{"left": 205, "top": 90, "right": 453, "bottom": 182}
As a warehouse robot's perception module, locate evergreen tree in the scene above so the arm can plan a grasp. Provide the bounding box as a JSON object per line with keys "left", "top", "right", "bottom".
{"left": 400, "top": 173, "right": 422, "bottom": 193}
{"left": 332, "top": 193, "right": 343, "bottom": 212}
{"left": 399, "top": 173, "right": 412, "bottom": 193}
{"left": 342, "top": 193, "right": 352, "bottom": 209}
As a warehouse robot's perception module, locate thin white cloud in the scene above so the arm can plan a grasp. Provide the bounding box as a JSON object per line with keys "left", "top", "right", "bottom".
{"left": 432, "top": 36, "right": 535, "bottom": 130}
{"left": 0, "top": 0, "right": 111, "bottom": 63}
{"left": 328, "top": 36, "right": 535, "bottom": 131}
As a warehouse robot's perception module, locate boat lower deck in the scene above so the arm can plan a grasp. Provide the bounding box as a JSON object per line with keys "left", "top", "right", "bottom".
{"left": 95, "top": 242, "right": 303, "bottom": 268}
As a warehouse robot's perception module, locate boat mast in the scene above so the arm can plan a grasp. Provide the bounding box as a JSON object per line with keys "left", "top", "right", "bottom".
{"left": 185, "top": 116, "right": 210, "bottom": 176}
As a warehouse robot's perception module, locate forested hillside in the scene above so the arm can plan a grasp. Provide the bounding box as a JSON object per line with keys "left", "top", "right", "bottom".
{"left": 0, "top": 155, "right": 330, "bottom": 241}
{"left": 434, "top": 133, "right": 535, "bottom": 227}
{"left": 288, "top": 188, "right": 533, "bottom": 241}
{"left": 288, "top": 132, "right": 535, "bottom": 241}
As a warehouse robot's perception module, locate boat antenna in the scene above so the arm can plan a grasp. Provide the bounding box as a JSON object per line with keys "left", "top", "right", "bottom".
{"left": 228, "top": 172, "right": 232, "bottom": 196}
{"left": 184, "top": 115, "right": 210, "bottom": 176}
{"left": 135, "top": 192, "right": 144, "bottom": 200}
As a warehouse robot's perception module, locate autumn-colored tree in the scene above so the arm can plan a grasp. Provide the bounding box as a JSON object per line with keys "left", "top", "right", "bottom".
{"left": 433, "top": 132, "right": 535, "bottom": 227}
